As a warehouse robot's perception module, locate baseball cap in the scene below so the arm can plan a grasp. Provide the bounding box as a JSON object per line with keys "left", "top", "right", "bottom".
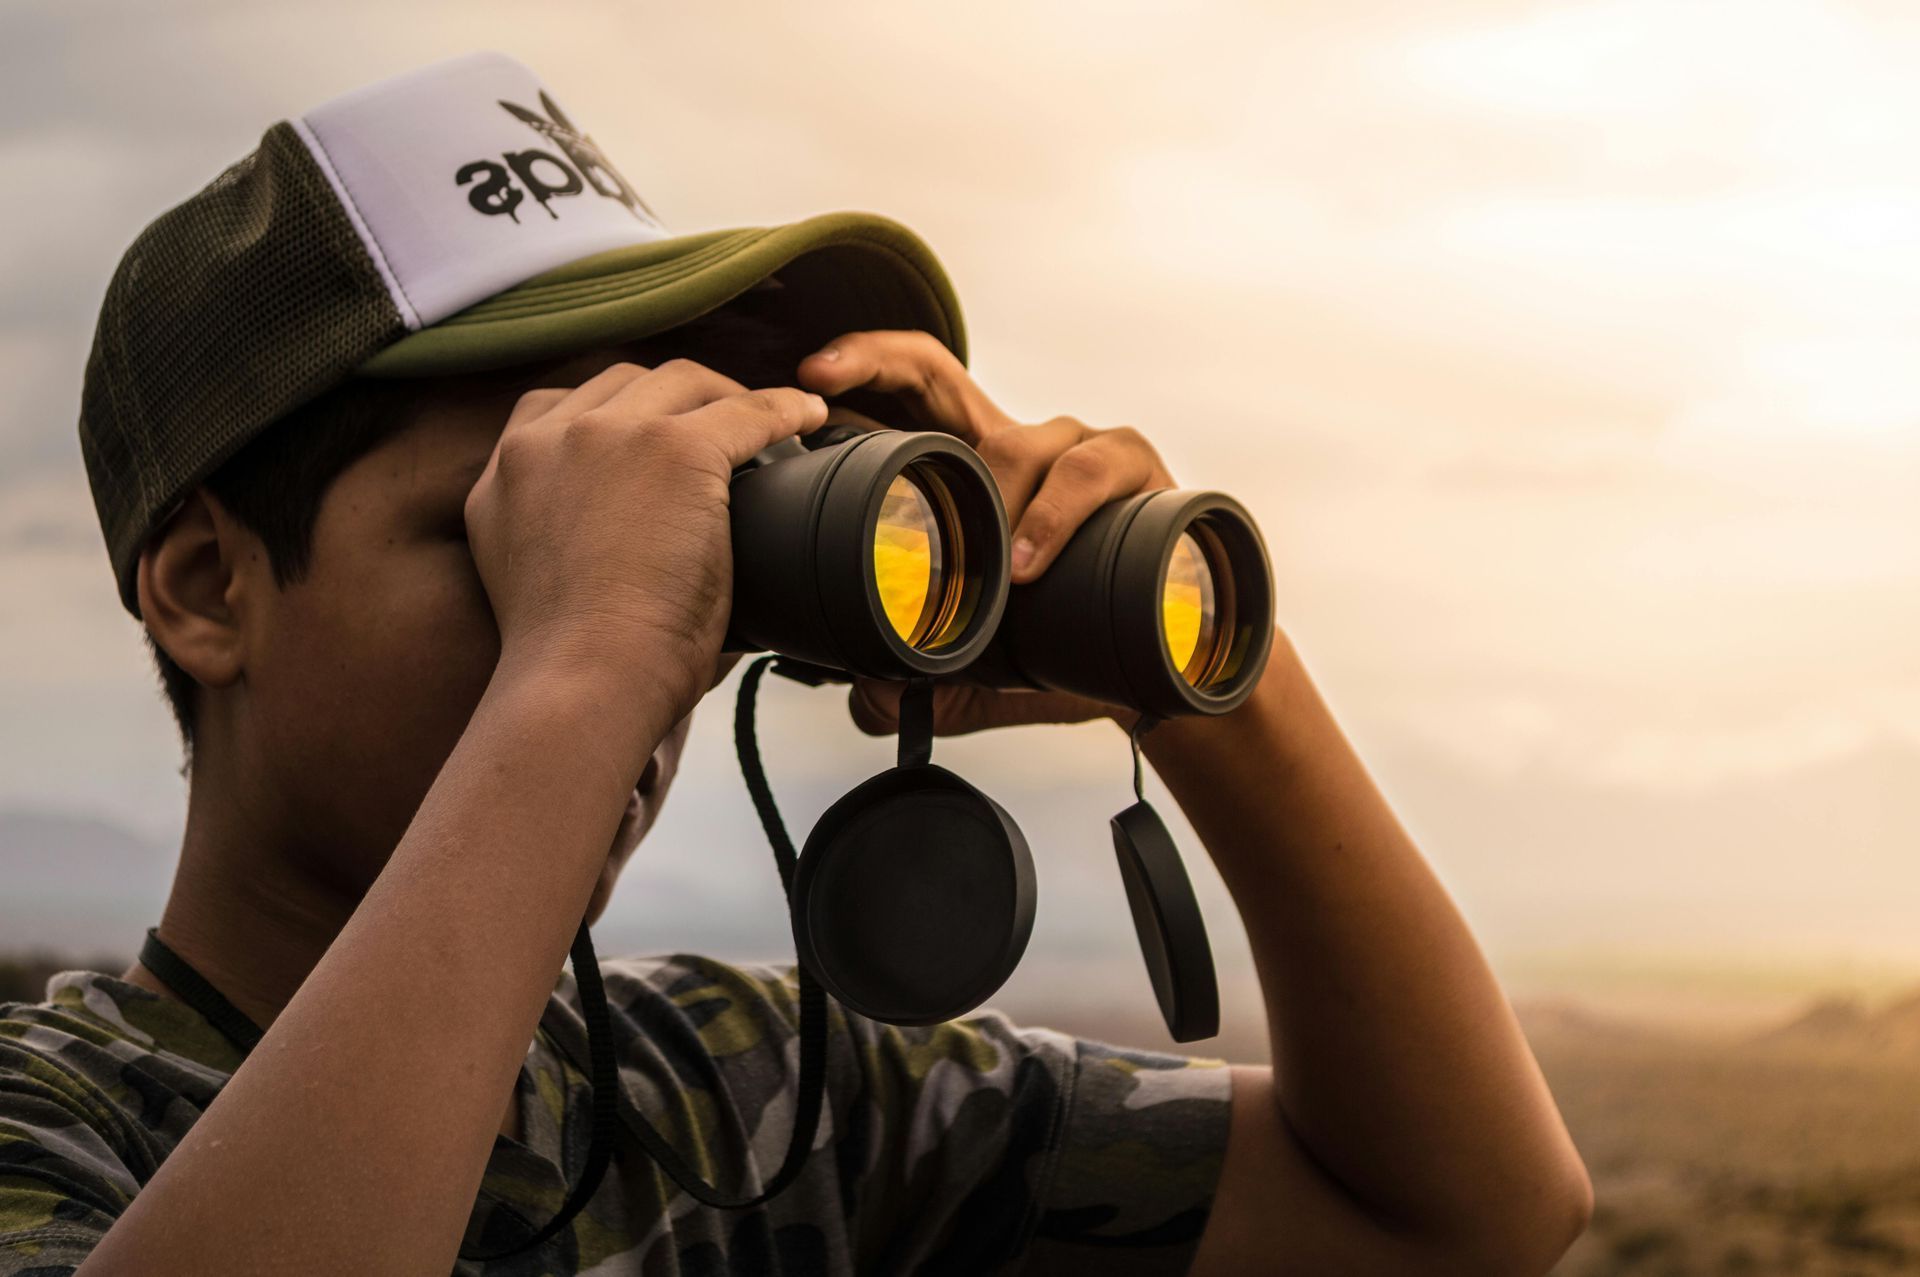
{"left": 78, "top": 50, "right": 967, "bottom": 617}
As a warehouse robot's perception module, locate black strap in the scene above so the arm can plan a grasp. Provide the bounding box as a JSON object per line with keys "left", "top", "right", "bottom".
{"left": 138, "top": 928, "right": 263, "bottom": 1055}
{"left": 896, "top": 677, "right": 935, "bottom": 768}
{"left": 1128, "top": 712, "right": 1163, "bottom": 802}
{"left": 462, "top": 922, "right": 618, "bottom": 1260}
{"left": 137, "top": 655, "right": 836, "bottom": 1259}
{"left": 141, "top": 922, "right": 617, "bottom": 1264}
{"left": 606, "top": 652, "right": 828, "bottom": 1210}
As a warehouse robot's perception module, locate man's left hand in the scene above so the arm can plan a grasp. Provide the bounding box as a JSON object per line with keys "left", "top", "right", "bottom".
{"left": 796, "top": 329, "right": 1175, "bottom": 738}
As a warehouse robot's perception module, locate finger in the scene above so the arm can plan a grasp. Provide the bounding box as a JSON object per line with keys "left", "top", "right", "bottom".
{"left": 505, "top": 386, "right": 570, "bottom": 430}
{"left": 847, "top": 677, "right": 902, "bottom": 735}
{"left": 584, "top": 357, "right": 755, "bottom": 422}
{"left": 795, "top": 330, "right": 1014, "bottom": 445}
{"left": 847, "top": 678, "right": 1005, "bottom": 735}
{"left": 973, "top": 416, "right": 1095, "bottom": 528}
{"left": 512, "top": 358, "right": 656, "bottom": 428}
{"left": 1012, "top": 428, "right": 1168, "bottom": 583}
{"left": 671, "top": 386, "right": 830, "bottom": 469}
{"left": 847, "top": 677, "right": 1113, "bottom": 735}
{"left": 471, "top": 363, "right": 674, "bottom": 524}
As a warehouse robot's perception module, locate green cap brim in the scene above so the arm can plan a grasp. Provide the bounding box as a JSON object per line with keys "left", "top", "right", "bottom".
{"left": 356, "top": 210, "right": 966, "bottom": 379}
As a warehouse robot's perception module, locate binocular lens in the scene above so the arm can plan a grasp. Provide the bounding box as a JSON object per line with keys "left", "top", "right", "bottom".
{"left": 1164, "top": 522, "right": 1239, "bottom": 691}
{"left": 875, "top": 468, "right": 964, "bottom": 651}
{"left": 1163, "top": 530, "right": 1212, "bottom": 681}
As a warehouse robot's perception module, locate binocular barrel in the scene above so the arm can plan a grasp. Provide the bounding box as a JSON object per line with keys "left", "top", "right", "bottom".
{"left": 723, "top": 425, "right": 1274, "bottom": 715}
{"left": 725, "top": 428, "right": 1011, "bottom": 678}
{"left": 968, "top": 489, "right": 1276, "bottom": 719}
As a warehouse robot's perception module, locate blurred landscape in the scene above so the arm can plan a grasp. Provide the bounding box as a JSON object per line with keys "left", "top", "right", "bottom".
{"left": 1004, "top": 982, "right": 1920, "bottom": 1277}
{"left": 1531, "top": 1000, "right": 1920, "bottom": 1276}
{"left": 13, "top": 805, "right": 1920, "bottom": 1277}
{"left": 12, "top": 945, "right": 1920, "bottom": 1276}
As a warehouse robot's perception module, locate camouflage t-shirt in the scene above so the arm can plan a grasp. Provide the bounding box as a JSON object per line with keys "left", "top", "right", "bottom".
{"left": 0, "top": 952, "right": 1232, "bottom": 1275}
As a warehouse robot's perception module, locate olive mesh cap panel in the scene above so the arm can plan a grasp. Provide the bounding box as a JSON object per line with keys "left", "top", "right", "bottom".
{"left": 78, "top": 121, "right": 407, "bottom": 616}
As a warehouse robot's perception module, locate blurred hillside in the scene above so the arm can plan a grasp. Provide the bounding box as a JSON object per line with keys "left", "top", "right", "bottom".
{"left": 11, "top": 922, "right": 1920, "bottom": 1275}
{"left": 16, "top": 803, "right": 1920, "bottom": 1275}
{"left": 1535, "top": 996, "right": 1920, "bottom": 1276}
{"left": 0, "top": 949, "right": 126, "bottom": 1003}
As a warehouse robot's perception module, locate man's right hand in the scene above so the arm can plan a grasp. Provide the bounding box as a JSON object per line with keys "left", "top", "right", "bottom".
{"left": 462, "top": 360, "right": 828, "bottom": 745}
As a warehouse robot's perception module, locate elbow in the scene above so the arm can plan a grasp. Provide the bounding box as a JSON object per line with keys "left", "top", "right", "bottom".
{"left": 1521, "top": 1152, "right": 1594, "bottom": 1275}
{"left": 1438, "top": 1150, "right": 1594, "bottom": 1277}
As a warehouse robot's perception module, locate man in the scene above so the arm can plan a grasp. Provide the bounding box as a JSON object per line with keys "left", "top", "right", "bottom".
{"left": 0, "top": 51, "right": 1591, "bottom": 1276}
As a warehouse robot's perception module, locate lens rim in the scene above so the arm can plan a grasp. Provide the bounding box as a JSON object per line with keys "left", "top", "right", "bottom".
{"left": 816, "top": 430, "right": 1010, "bottom": 678}
{"left": 1112, "top": 491, "right": 1274, "bottom": 717}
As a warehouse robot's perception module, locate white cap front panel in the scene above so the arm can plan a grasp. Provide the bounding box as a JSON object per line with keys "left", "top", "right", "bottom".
{"left": 293, "top": 50, "right": 671, "bottom": 330}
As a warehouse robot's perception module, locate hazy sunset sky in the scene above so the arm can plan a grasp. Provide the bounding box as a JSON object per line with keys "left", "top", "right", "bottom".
{"left": 4, "top": 0, "right": 1917, "bottom": 1029}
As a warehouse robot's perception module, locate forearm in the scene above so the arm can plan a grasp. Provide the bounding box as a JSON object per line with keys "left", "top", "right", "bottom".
{"left": 1138, "top": 628, "right": 1588, "bottom": 1263}
{"left": 78, "top": 663, "right": 671, "bottom": 1277}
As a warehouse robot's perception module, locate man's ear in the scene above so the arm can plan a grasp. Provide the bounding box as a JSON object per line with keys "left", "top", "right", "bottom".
{"left": 135, "top": 488, "right": 252, "bottom": 691}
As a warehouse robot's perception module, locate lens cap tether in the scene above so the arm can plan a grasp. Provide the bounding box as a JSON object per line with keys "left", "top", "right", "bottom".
{"left": 789, "top": 676, "right": 1036, "bottom": 1025}
{"left": 1114, "top": 717, "right": 1219, "bottom": 1043}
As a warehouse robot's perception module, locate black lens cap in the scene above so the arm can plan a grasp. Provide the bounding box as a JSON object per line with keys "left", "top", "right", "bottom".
{"left": 791, "top": 763, "right": 1034, "bottom": 1026}
{"left": 1111, "top": 800, "right": 1218, "bottom": 1042}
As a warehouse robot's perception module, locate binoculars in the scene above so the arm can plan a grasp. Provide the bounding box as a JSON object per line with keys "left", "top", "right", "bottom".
{"left": 723, "top": 422, "right": 1276, "bottom": 717}
{"left": 721, "top": 417, "right": 1275, "bottom": 1045}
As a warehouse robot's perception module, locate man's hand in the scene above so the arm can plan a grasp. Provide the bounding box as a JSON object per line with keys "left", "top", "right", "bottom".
{"left": 796, "top": 330, "right": 1173, "bottom": 738}
{"left": 466, "top": 360, "right": 827, "bottom": 754}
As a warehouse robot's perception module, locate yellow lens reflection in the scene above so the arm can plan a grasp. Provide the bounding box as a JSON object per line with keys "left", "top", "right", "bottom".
{"left": 874, "top": 475, "right": 944, "bottom": 646}
{"left": 1163, "top": 531, "right": 1218, "bottom": 684}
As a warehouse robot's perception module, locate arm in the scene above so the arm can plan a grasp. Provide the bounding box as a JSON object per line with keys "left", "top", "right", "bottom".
{"left": 1160, "top": 629, "right": 1592, "bottom": 1277}
{"left": 801, "top": 328, "right": 1591, "bottom": 1275}
{"left": 74, "top": 364, "right": 828, "bottom": 1276}
{"left": 77, "top": 667, "right": 668, "bottom": 1276}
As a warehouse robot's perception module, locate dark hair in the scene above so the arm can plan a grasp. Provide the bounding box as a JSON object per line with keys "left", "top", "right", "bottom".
{"left": 147, "top": 286, "right": 808, "bottom": 765}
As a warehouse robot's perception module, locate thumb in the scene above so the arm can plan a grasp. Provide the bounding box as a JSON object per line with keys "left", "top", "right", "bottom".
{"left": 848, "top": 678, "right": 905, "bottom": 736}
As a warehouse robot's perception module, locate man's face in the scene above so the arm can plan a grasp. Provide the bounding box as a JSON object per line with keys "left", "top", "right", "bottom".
{"left": 237, "top": 345, "right": 759, "bottom": 921}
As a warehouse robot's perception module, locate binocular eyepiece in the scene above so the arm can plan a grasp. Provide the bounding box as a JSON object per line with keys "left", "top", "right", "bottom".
{"left": 724, "top": 422, "right": 1276, "bottom": 716}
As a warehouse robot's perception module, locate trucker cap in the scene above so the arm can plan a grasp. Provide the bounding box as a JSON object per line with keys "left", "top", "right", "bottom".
{"left": 78, "top": 50, "right": 968, "bottom": 617}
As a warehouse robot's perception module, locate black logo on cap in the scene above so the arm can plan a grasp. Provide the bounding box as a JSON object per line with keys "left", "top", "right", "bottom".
{"left": 455, "top": 91, "right": 661, "bottom": 226}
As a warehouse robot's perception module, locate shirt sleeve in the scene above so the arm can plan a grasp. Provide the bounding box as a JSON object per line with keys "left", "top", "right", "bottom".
{"left": 839, "top": 998, "right": 1234, "bottom": 1277}
{"left": 0, "top": 1028, "right": 139, "bottom": 1276}
{"left": 590, "top": 953, "right": 1234, "bottom": 1277}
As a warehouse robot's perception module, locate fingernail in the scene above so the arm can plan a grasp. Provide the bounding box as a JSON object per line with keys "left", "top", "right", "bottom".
{"left": 813, "top": 345, "right": 842, "bottom": 363}
{"left": 1011, "top": 537, "right": 1036, "bottom": 574}
{"left": 806, "top": 392, "right": 828, "bottom": 412}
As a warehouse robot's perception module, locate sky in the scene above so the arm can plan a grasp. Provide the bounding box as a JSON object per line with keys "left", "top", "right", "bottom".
{"left": 3, "top": 0, "right": 1918, "bottom": 1034}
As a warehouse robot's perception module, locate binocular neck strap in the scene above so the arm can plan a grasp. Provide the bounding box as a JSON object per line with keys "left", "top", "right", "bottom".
{"left": 143, "top": 652, "right": 859, "bottom": 1265}
{"left": 1129, "top": 713, "right": 1163, "bottom": 803}
{"left": 139, "top": 920, "right": 617, "bottom": 1265}
{"left": 897, "top": 676, "right": 935, "bottom": 768}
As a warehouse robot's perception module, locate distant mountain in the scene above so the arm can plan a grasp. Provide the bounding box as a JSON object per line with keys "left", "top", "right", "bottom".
{"left": 1754, "top": 988, "right": 1920, "bottom": 1055}
{"left": 1514, "top": 997, "right": 1674, "bottom": 1046}
{"left": 0, "top": 808, "right": 173, "bottom": 951}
